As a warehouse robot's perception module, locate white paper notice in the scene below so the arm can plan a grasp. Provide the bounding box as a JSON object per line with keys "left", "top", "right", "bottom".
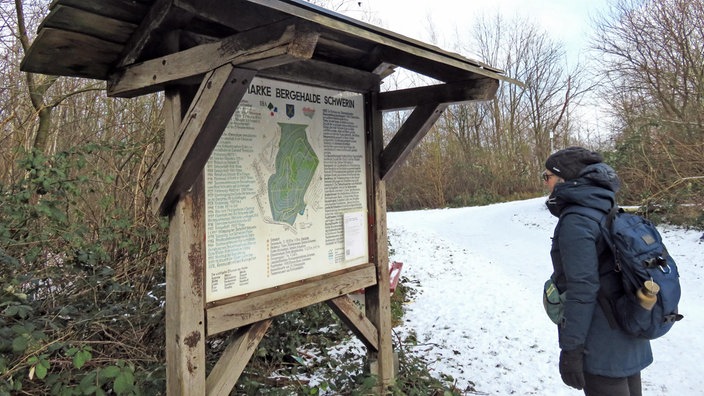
{"left": 343, "top": 211, "right": 367, "bottom": 261}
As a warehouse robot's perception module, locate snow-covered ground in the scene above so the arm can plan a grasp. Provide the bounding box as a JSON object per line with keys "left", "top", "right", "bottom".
{"left": 386, "top": 197, "right": 702, "bottom": 395}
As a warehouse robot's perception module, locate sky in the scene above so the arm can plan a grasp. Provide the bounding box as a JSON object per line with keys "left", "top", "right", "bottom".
{"left": 301, "top": 197, "right": 702, "bottom": 394}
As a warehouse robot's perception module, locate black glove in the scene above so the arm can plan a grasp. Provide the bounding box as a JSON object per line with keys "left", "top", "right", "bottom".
{"left": 559, "top": 346, "right": 585, "bottom": 390}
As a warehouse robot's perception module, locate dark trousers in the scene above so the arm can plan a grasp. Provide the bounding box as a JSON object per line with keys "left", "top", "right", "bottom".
{"left": 583, "top": 372, "right": 642, "bottom": 396}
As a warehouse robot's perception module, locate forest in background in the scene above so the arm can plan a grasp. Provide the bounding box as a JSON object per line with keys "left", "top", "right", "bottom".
{"left": 1, "top": 0, "right": 702, "bottom": 394}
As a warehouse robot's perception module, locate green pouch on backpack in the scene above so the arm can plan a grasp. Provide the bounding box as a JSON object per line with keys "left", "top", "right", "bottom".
{"left": 543, "top": 277, "right": 565, "bottom": 325}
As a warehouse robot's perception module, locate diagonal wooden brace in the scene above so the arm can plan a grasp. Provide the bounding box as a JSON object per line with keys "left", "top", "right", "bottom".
{"left": 151, "top": 65, "right": 256, "bottom": 216}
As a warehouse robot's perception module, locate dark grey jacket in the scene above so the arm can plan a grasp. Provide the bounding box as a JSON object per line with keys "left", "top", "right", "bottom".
{"left": 547, "top": 163, "right": 653, "bottom": 377}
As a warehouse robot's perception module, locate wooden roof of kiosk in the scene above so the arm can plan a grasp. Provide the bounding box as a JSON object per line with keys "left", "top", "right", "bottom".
{"left": 21, "top": 0, "right": 514, "bottom": 394}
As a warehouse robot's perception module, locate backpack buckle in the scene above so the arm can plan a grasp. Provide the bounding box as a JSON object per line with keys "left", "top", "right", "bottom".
{"left": 658, "top": 263, "right": 671, "bottom": 274}
{"left": 644, "top": 256, "right": 670, "bottom": 273}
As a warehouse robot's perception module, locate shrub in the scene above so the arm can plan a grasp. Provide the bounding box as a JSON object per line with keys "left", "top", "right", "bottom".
{"left": 0, "top": 147, "right": 167, "bottom": 395}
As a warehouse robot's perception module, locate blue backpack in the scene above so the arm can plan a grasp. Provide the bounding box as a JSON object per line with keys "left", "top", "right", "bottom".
{"left": 563, "top": 206, "right": 683, "bottom": 339}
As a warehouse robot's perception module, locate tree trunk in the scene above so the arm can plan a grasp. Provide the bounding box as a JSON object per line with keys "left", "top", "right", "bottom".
{"left": 15, "top": 0, "right": 57, "bottom": 154}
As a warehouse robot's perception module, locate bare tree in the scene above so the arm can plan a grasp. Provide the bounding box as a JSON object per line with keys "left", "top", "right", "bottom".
{"left": 386, "top": 12, "right": 593, "bottom": 208}
{"left": 5, "top": 0, "right": 106, "bottom": 159}
{"left": 13, "top": 0, "right": 57, "bottom": 153}
{"left": 593, "top": 0, "right": 704, "bottom": 209}
{"left": 448, "top": 14, "right": 591, "bottom": 193}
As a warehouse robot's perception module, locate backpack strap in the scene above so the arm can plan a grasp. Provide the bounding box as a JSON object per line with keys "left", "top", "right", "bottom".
{"left": 559, "top": 205, "right": 621, "bottom": 330}
{"left": 559, "top": 205, "right": 613, "bottom": 256}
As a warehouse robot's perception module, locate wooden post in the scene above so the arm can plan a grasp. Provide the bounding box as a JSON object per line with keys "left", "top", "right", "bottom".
{"left": 164, "top": 79, "right": 207, "bottom": 393}
{"left": 165, "top": 174, "right": 206, "bottom": 395}
{"left": 364, "top": 89, "right": 395, "bottom": 391}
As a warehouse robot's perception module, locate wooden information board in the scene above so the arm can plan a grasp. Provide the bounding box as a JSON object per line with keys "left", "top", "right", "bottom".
{"left": 205, "top": 77, "right": 369, "bottom": 301}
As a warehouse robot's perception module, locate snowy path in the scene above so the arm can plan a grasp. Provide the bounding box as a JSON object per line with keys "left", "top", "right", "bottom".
{"left": 388, "top": 197, "right": 703, "bottom": 395}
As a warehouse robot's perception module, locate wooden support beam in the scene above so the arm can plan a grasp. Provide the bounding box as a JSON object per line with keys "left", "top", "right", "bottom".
{"left": 163, "top": 87, "right": 186, "bottom": 159}
{"left": 165, "top": 175, "right": 206, "bottom": 395}
{"left": 161, "top": 31, "right": 194, "bottom": 158}
{"left": 206, "top": 264, "right": 377, "bottom": 335}
{"left": 116, "top": 0, "right": 174, "bottom": 68}
{"left": 377, "top": 78, "right": 499, "bottom": 111}
{"left": 365, "top": 89, "right": 395, "bottom": 390}
{"left": 206, "top": 320, "right": 272, "bottom": 396}
{"left": 327, "top": 296, "right": 379, "bottom": 350}
{"left": 258, "top": 59, "right": 380, "bottom": 93}
{"left": 151, "top": 65, "right": 256, "bottom": 216}
{"left": 379, "top": 103, "right": 448, "bottom": 180}
{"left": 108, "top": 22, "right": 319, "bottom": 97}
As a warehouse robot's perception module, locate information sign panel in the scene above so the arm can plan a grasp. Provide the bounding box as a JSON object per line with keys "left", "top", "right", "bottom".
{"left": 205, "top": 77, "right": 368, "bottom": 302}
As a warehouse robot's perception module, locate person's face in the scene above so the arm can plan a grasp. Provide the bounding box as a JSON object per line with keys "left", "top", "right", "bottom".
{"left": 542, "top": 170, "right": 561, "bottom": 193}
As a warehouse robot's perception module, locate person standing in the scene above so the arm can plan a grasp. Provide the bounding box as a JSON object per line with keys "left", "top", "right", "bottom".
{"left": 543, "top": 147, "right": 652, "bottom": 395}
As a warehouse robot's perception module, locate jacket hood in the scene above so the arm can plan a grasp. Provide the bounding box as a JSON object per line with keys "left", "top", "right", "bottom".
{"left": 546, "top": 163, "right": 619, "bottom": 217}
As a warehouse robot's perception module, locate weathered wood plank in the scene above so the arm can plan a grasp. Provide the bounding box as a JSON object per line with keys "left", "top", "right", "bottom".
{"left": 327, "top": 296, "right": 379, "bottom": 350}
{"left": 365, "top": 89, "right": 395, "bottom": 389}
{"left": 20, "top": 28, "right": 123, "bottom": 79}
{"left": 108, "top": 22, "right": 318, "bottom": 97}
{"left": 50, "top": 0, "right": 150, "bottom": 23}
{"left": 162, "top": 87, "right": 200, "bottom": 176}
{"left": 377, "top": 78, "right": 499, "bottom": 111}
{"left": 379, "top": 103, "right": 448, "bottom": 180}
{"left": 176, "top": 0, "right": 507, "bottom": 85}
{"left": 206, "top": 320, "right": 272, "bottom": 396}
{"left": 116, "top": 0, "right": 174, "bottom": 68}
{"left": 175, "top": 0, "right": 283, "bottom": 32}
{"left": 241, "top": 0, "right": 505, "bottom": 80}
{"left": 206, "top": 264, "right": 377, "bottom": 335}
{"left": 257, "top": 59, "right": 380, "bottom": 93}
{"left": 151, "top": 65, "right": 256, "bottom": 216}
{"left": 41, "top": 5, "right": 138, "bottom": 44}
{"left": 161, "top": 32, "right": 186, "bottom": 158}
{"left": 165, "top": 175, "right": 206, "bottom": 396}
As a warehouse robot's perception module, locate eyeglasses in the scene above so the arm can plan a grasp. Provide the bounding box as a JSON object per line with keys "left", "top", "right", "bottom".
{"left": 542, "top": 171, "right": 556, "bottom": 182}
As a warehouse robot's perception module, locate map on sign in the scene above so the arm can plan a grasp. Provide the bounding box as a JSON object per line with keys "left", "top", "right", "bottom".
{"left": 267, "top": 123, "right": 319, "bottom": 226}
{"left": 204, "top": 77, "right": 369, "bottom": 302}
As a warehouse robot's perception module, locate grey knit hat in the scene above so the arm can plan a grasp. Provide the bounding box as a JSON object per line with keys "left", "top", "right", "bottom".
{"left": 545, "top": 147, "right": 604, "bottom": 180}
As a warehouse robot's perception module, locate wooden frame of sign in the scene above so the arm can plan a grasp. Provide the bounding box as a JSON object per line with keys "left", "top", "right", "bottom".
{"left": 158, "top": 68, "right": 394, "bottom": 394}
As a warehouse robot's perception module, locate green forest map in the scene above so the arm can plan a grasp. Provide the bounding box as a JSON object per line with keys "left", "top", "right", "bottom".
{"left": 267, "top": 123, "right": 319, "bottom": 226}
